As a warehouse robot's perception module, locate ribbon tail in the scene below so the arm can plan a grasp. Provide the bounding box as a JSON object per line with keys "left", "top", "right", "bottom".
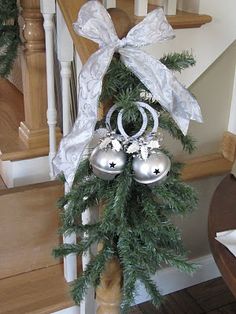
{"left": 120, "top": 47, "right": 203, "bottom": 135}
{"left": 53, "top": 47, "right": 115, "bottom": 187}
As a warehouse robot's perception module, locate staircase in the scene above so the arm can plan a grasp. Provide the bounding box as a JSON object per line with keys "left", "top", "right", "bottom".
{"left": 0, "top": 181, "right": 75, "bottom": 314}
{"left": 0, "top": 0, "right": 236, "bottom": 313}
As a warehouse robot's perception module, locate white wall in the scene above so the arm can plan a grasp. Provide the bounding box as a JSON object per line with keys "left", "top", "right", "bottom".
{"left": 162, "top": 42, "right": 235, "bottom": 261}
{"left": 173, "top": 175, "right": 223, "bottom": 258}
{"left": 163, "top": 41, "right": 236, "bottom": 259}
{"left": 145, "top": 0, "right": 236, "bottom": 88}
{"left": 164, "top": 41, "right": 236, "bottom": 159}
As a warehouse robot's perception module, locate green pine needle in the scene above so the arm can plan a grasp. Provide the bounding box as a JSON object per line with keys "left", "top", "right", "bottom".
{"left": 0, "top": 0, "right": 21, "bottom": 77}
{"left": 160, "top": 51, "right": 196, "bottom": 73}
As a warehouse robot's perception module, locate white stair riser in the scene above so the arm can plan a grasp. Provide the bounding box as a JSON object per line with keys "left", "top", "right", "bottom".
{"left": 0, "top": 157, "right": 50, "bottom": 188}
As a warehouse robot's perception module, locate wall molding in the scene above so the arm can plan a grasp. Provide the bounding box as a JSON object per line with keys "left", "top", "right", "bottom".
{"left": 135, "top": 254, "right": 220, "bottom": 305}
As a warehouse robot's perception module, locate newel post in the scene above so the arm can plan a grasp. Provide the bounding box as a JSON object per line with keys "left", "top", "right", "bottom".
{"left": 19, "top": 0, "right": 50, "bottom": 149}
{"left": 96, "top": 258, "right": 122, "bottom": 314}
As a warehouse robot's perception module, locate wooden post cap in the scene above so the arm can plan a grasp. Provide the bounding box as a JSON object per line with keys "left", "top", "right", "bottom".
{"left": 108, "top": 8, "right": 132, "bottom": 39}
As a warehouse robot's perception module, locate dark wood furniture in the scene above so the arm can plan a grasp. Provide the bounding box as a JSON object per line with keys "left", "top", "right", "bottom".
{"left": 208, "top": 174, "right": 236, "bottom": 298}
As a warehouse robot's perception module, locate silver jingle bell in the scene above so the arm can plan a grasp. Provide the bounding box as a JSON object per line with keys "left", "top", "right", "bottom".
{"left": 90, "top": 146, "right": 127, "bottom": 181}
{"left": 132, "top": 151, "right": 171, "bottom": 186}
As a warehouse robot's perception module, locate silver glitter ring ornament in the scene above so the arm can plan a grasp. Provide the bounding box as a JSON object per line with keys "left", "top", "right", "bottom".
{"left": 105, "top": 103, "right": 149, "bottom": 139}
{"left": 117, "top": 102, "right": 159, "bottom": 138}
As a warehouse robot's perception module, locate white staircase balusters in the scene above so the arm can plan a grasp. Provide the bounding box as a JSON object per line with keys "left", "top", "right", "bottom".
{"left": 166, "top": 0, "right": 177, "bottom": 15}
{"left": 56, "top": 3, "right": 78, "bottom": 283}
{"left": 80, "top": 205, "right": 96, "bottom": 314}
{"left": 103, "top": 0, "right": 116, "bottom": 9}
{"left": 148, "top": 0, "right": 177, "bottom": 15}
{"left": 61, "top": 62, "right": 72, "bottom": 136}
{"left": 57, "top": 2, "right": 73, "bottom": 136}
{"left": 63, "top": 183, "right": 78, "bottom": 282}
{"left": 149, "top": 0, "right": 167, "bottom": 13}
{"left": 75, "top": 52, "right": 97, "bottom": 313}
{"left": 56, "top": 3, "right": 96, "bottom": 312}
{"left": 178, "top": 0, "right": 200, "bottom": 14}
{"left": 40, "top": 0, "right": 58, "bottom": 180}
{"left": 134, "top": 0, "right": 148, "bottom": 16}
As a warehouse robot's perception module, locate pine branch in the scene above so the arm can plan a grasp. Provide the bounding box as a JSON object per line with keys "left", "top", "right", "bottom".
{"left": 160, "top": 51, "right": 196, "bottom": 73}
{"left": 54, "top": 45, "right": 200, "bottom": 311}
{"left": 159, "top": 112, "right": 196, "bottom": 154}
{"left": 152, "top": 179, "right": 198, "bottom": 215}
{"left": 120, "top": 267, "right": 137, "bottom": 313}
{"left": 53, "top": 227, "right": 103, "bottom": 258}
{"left": 0, "top": 0, "right": 21, "bottom": 77}
{"left": 0, "top": 0, "right": 18, "bottom": 22}
{"left": 138, "top": 271, "right": 163, "bottom": 308}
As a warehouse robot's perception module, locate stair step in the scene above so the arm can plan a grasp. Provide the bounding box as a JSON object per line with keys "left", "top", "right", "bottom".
{"left": 0, "top": 79, "right": 49, "bottom": 161}
{"left": 0, "top": 180, "right": 63, "bottom": 279}
{"left": 116, "top": 0, "right": 212, "bottom": 29}
{"left": 0, "top": 264, "right": 74, "bottom": 314}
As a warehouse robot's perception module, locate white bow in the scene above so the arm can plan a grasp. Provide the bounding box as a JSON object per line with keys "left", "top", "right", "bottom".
{"left": 53, "top": 0, "right": 202, "bottom": 186}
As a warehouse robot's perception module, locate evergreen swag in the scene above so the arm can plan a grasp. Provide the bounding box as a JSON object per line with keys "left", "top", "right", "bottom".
{"left": 53, "top": 51, "right": 198, "bottom": 313}
{"left": 0, "top": 0, "right": 21, "bottom": 77}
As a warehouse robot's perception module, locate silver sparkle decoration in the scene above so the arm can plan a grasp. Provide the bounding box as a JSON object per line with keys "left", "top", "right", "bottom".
{"left": 90, "top": 146, "right": 127, "bottom": 180}
{"left": 132, "top": 151, "right": 171, "bottom": 186}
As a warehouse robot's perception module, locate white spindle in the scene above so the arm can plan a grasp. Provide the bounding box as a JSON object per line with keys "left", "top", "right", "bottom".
{"left": 40, "top": 0, "right": 57, "bottom": 179}
{"left": 57, "top": 4, "right": 73, "bottom": 136}
{"left": 63, "top": 185, "right": 78, "bottom": 282}
{"left": 103, "top": 0, "right": 116, "bottom": 9}
{"left": 57, "top": 3, "right": 77, "bottom": 283}
{"left": 166, "top": 0, "right": 177, "bottom": 15}
{"left": 80, "top": 207, "right": 96, "bottom": 314}
{"left": 149, "top": 0, "right": 167, "bottom": 13}
{"left": 148, "top": 0, "right": 177, "bottom": 15}
{"left": 75, "top": 52, "right": 96, "bottom": 313}
{"left": 61, "top": 62, "right": 72, "bottom": 135}
{"left": 134, "top": 0, "right": 148, "bottom": 16}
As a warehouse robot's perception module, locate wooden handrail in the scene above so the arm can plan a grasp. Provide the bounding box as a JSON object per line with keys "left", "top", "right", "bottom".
{"left": 182, "top": 153, "right": 233, "bottom": 182}
{"left": 57, "top": 0, "right": 97, "bottom": 64}
{"left": 118, "top": 0, "right": 212, "bottom": 28}
{"left": 182, "top": 132, "right": 236, "bottom": 181}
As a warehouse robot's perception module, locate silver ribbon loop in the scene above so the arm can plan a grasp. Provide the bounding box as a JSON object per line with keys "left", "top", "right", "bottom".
{"left": 53, "top": 0, "right": 202, "bottom": 187}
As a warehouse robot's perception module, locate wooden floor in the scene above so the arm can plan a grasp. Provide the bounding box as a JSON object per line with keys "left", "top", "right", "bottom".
{"left": 130, "top": 277, "right": 236, "bottom": 314}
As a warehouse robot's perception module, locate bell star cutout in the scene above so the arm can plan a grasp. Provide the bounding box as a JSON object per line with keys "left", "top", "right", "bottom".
{"left": 53, "top": 0, "right": 202, "bottom": 187}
